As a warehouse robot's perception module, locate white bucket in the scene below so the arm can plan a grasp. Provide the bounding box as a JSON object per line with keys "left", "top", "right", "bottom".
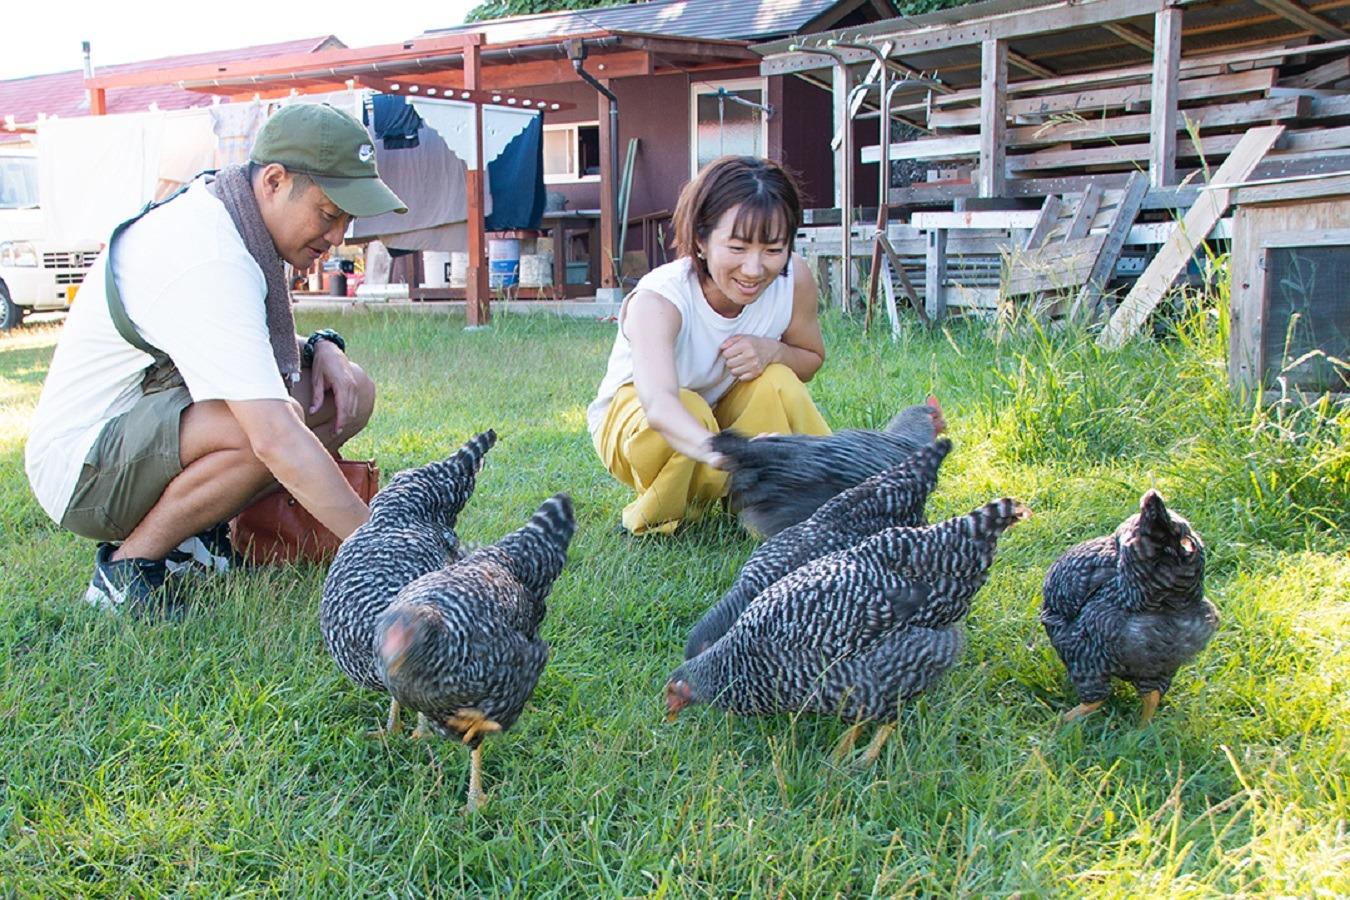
{"left": 449, "top": 251, "right": 469, "bottom": 288}
{"left": 519, "top": 253, "right": 553, "bottom": 287}
{"left": 488, "top": 237, "right": 521, "bottom": 289}
{"left": 421, "top": 251, "right": 451, "bottom": 288}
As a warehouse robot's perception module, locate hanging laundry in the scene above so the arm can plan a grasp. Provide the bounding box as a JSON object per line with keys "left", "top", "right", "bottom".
{"left": 380, "top": 221, "right": 474, "bottom": 254}
{"left": 366, "top": 94, "right": 423, "bottom": 149}
{"left": 211, "top": 100, "right": 265, "bottom": 168}
{"left": 485, "top": 114, "right": 545, "bottom": 232}
{"left": 38, "top": 111, "right": 164, "bottom": 244}
{"left": 157, "top": 108, "right": 217, "bottom": 187}
{"left": 349, "top": 124, "right": 488, "bottom": 244}
{"left": 409, "top": 99, "right": 535, "bottom": 168}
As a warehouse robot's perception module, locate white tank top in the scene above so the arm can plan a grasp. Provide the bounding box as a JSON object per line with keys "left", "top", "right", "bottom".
{"left": 586, "top": 256, "right": 795, "bottom": 437}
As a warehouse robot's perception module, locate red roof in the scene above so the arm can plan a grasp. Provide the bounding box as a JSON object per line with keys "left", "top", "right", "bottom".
{"left": 0, "top": 35, "right": 345, "bottom": 126}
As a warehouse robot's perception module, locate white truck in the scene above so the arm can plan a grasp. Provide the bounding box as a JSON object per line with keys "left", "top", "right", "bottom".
{"left": 0, "top": 150, "right": 101, "bottom": 330}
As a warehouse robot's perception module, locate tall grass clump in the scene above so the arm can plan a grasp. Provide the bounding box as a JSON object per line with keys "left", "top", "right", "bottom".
{"left": 985, "top": 252, "right": 1349, "bottom": 552}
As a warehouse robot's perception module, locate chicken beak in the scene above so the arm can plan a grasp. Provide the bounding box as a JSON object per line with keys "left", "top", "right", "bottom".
{"left": 664, "top": 681, "right": 691, "bottom": 722}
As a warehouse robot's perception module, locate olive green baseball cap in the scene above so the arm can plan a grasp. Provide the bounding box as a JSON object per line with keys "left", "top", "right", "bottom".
{"left": 250, "top": 103, "right": 407, "bottom": 217}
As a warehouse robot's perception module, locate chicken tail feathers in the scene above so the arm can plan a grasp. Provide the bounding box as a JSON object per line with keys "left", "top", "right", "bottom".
{"left": 369, "top": 429, "right": 498, "bottom": 527}
{"left": 494, "top": 493, "right": 578, "bottom": 595}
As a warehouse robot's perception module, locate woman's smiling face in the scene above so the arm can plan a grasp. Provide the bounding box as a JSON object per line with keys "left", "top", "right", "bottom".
{"left": 697, "top": 202, "right": 791, "bottom": 317}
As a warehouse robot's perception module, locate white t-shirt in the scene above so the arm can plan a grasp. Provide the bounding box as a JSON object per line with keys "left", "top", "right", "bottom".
{"left": 586, "top": 256, "right": 795, "bottom": 437}
{"left": 25, "top": 179, "right": 291, "bottom": 523}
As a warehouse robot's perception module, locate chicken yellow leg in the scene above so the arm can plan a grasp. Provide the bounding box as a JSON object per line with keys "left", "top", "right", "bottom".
{"left": 410, "top": 712, "right": 432, "bottom": 740}
{"left": 831, "top": 722, "right": 867, "bottom": 761}
{"left": 859, "top": 723, "right": 897, "bottom": 765}
{"left": 465, "top": 745, "right": 488, "bottom": 813}
{"left": 367, "top": 698, "right": 402, "bottom": 738}
{"left": 1063, "top": 700, "right": 1104, "bottom": 722}
{"left": 445, "top": 708, "right": 503, "bottom": 744}
{"left": 1139, "top": 690, "right": 1161, "bottom": 726}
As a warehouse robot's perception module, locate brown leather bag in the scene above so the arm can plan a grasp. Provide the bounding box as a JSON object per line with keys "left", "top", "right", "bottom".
{"left": 229, "top": 458, "right": 379, "bottom": 565}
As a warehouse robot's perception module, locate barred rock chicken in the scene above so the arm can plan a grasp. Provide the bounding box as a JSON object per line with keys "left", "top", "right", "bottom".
{"left": 1041, "top": 489, "right": 1215, "bottom": 725}
{"left": 321, "top": 430, "right": 496, "bottom": 736}
{"left": 666, "top": 498, "right": 1029, "bottom": 763}
{"left": 375, "top": 493, "right": 576, "bottom": 812}
{"left": 684, "top": 437, "right": 952, "bottom": 660}
{"left": 712, "top": 396, "right": 946, "bottom": 537}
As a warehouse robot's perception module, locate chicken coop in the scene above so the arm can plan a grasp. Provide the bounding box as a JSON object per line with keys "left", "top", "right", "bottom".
{"left": 1227, "top": 173, "right": 1350, "bottom": 395}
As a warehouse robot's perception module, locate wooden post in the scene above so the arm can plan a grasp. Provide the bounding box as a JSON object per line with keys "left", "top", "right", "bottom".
{"left": 597, "top": 85, "right": 619, "bottom": 291}
{"left": 1149, "top": 4, "right": 1183, "bottom": 188}
{"left": 464, "top": 42, "right": 491, "bottom": 326}
{"left": 89, "top": 87, "right": 106, "bottom": 116}
{"left": 766, "top": 75, "right": 785, "bottom": 162}
{"left": 925, "top": 228, "right": 948, "bottom": 321}
{"left": 979, "top": 38, "right": 1008, "bottom": 198}
{"left": 833, "top": 61, "right": 852, "bottom": 311}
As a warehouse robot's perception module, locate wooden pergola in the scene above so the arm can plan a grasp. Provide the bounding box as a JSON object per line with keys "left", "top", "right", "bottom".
{"left": 86, "top": 29, "right": 759, "bottom": 324}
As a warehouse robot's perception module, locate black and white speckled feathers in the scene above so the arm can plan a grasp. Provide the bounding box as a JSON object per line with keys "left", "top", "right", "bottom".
{"left": 1041, "top": 489, "right": 1216, "bottom": 704}
{"left": 373, "top": 494, "right": 577, "bottom": 744}
{"left": 667, "top": 498, "right": 1028, "bottom": 723}
{"left": 320, "top": 430, "right": 496, "bottom": 693}
{"left": 712, "top": 397, "right": 946, "bottom": 537}
{"left": 684, "top": 438, "right": 952, "bottom": 660}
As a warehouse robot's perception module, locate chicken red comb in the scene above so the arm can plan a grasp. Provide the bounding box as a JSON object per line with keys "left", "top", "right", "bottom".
{"left": 926, "top": 395, "right": 946, "bottom": 434}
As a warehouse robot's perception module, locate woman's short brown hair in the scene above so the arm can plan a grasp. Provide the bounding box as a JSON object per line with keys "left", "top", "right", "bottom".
{"left": 672, "top": 156, "right": 803, "bottom": 281}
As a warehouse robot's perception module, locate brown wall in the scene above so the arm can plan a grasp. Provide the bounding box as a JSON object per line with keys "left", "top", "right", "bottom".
{"left": 526, "top": 72, "right": 692, "bottom": 253}
{"left": 771, "top": 75, "right": 879, "bottom": 213}
{"left": 775, "top": 74, "right": 834, "bottom": 210}
{"left": 519, "top": 64, "right": 850, "bottom": 254}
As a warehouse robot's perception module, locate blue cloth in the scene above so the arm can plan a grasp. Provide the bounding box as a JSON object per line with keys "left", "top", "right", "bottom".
{"left": 366, "top": 95, "right": 422, "bottom": 149}
{"left": 485, "top": 115, "right": 544, "bottom": 232}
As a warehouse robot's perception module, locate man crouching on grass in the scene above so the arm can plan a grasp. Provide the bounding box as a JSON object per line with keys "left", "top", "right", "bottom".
{"left": 24, "top": 103, "right": 406, "bottom": 615}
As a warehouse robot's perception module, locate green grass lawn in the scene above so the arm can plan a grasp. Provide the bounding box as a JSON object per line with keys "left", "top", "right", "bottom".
{"left": 0, "top": 303, "right": 1345, "bottom": 896}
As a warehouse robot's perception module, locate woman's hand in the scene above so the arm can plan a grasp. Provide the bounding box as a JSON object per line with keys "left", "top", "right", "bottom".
{"left": 700, "top": 438, "right": 729, "bottom": 470}
{"left": 720, "top": 334, "right": 782, "bottom": 381}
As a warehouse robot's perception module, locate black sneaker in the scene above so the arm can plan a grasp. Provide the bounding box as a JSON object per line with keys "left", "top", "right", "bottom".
{"left": 84, "top": 543, "right": 184, "bottom": 617}
{"left": 165, "top": 523, "right": 238, "bottom": 575}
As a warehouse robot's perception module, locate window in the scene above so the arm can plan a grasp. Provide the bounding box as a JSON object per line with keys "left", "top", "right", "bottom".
{"left": 0, "top": 155, "right": 39, "bottom": 209}
{"left": 1261, "top": 242, "right": 1350, "bottom": 392}
{"left": 690, "top": 78, "right": 769, "bottom": 177}
{"left": 543, "top": 122, "right": 601, "bottom": 183}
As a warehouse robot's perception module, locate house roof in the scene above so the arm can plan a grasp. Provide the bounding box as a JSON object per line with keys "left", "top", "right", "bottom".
{"left": 0, "top": 35, "right": 344, "bottom": 127}
{"left": 418, "top": 0, "right": 849, "bottom": 45}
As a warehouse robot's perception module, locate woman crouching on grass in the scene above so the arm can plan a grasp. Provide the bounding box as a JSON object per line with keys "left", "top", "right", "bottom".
{"left": 586, "top": 155, "right": 831, "bottom": 535}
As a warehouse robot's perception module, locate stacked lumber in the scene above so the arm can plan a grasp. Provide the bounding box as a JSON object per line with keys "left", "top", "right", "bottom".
{"left": 862, "top": 41, "right": 1350, "bottom": 195}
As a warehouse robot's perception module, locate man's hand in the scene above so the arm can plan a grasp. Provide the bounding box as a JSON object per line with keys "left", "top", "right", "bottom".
{"left": 719, "top": 334, "right": 782, "bottom": 382}
{"left": 309, "top": 341, "right": 359, "bottom": 434}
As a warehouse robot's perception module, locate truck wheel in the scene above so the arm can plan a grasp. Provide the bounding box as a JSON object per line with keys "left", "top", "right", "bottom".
{"left": 0, "top": 283, "right": 24, "bottom": 331}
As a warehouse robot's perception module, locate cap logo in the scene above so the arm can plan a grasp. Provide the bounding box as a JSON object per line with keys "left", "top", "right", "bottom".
{"left": 358, "top": 143, "right": 375, "bottom": 163}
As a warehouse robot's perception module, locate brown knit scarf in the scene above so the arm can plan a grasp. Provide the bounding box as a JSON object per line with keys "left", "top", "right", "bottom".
{"left": 206, "top": 164, "right": 301, "bottom": 382}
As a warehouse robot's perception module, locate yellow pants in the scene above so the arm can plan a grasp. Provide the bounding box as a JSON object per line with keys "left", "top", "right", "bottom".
{"left": 593, "top": 363, "right": 831, "bottom": 535}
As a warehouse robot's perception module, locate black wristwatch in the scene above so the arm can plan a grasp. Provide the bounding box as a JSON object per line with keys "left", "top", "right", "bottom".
{"left": 302, "top": 329, "right": 346, "bottom": 367}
